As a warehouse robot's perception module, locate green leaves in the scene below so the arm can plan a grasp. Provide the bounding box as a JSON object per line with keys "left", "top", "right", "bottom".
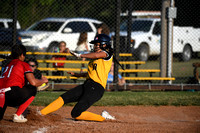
{"left": 39, "top": 0, "right": 55, "bottom": 6}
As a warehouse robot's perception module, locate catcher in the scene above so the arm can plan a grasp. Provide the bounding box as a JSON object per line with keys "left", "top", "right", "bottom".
{"left": 0, "top": 45, "right": 48, "bottom": 123}
{"left": 40, "top": 34, "right": 116, "bottom": 121}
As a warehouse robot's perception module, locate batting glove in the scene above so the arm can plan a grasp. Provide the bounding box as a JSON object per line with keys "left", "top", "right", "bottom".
{"left": 70, "top": 51, "right": 81, "bottom": 58}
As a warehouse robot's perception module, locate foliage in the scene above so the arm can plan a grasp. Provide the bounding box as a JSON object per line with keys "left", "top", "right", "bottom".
{"left": 0, "top": 0, "right": 162, "bottom": 29}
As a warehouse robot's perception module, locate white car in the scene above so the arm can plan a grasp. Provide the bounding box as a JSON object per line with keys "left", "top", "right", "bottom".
{"left": 19, "top": 17, "right": 102, "bottom": 52}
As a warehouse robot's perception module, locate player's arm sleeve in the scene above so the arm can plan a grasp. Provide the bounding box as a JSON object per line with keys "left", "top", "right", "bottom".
{"left": 103, "top": 51, "right": 112, "bottom": 60}
{"left": 23, "top": 62, "right": 33, "bottom": 74}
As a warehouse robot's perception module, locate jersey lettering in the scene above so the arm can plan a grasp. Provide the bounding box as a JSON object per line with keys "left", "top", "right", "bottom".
{"left": 1, "top": 66, "right": 8, "bottom": 78}
{"left": 1, "top": 65, "right": 14, "bottom": 78}
{"left": 93, "top": 63, "right": 97, "bottom": 70}
{"left": 7, "top": 65, "right": 14, "bottom": 78}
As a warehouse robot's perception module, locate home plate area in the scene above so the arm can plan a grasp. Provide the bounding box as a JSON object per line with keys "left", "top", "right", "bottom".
{"left": 0, "top": 106, "right": 200, "bottom": 133}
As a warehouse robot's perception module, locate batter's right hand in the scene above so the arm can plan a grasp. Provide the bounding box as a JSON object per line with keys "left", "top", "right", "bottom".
{"left": 70, "top": 51, "right": 81, "bottom": 58}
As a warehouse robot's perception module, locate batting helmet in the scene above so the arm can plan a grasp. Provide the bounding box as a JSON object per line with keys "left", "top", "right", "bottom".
{"left": 90, "top": 34, "right": 111, "bottom": 50}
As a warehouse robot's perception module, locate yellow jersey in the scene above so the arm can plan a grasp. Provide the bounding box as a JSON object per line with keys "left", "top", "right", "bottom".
{"left": 87, "top": 51, "right": 113, "bottom": 89}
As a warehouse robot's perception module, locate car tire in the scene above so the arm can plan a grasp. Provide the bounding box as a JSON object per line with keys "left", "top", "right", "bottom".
{"left": 136, "top": 44, "right": 149, "bottom": 61}
{"left": 181, "top": 45, "right": 192, "bottom": 62}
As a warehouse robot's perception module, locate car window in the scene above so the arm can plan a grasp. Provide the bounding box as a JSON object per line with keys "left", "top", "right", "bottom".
{"left": 28, "top": 21, "right": 64, "bottom": 31}
{"left": 64, "top": 22, "right": 93, "bottom": 33}
{"left": 7, "top": 22, "right": 14, "bottom": 28}
{"left": 0, "top": 22, "right": 5, "bottom": 28}
{"left": 132, "top": 20, "right": 153, "bottom": 32}
{"left": 93, "top": 23, "right": 102, "bottom": 29}
{"left": 120, "top": 21, "right": 128, "bottom": 31}
{"left": 120, "top": 20, "right": 153, "bottom": 32}
{"left": 153, "top": 22, "right": 161, "bottom": 35}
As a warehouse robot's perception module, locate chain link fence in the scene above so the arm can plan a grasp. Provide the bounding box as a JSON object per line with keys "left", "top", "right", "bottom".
{"left": 0, "top": 0, "right": 199, "bottom": 85}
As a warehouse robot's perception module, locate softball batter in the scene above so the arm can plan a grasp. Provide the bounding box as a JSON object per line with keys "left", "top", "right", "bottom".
{"left": 40, "top": 34, "right": 115, "bottom": 121}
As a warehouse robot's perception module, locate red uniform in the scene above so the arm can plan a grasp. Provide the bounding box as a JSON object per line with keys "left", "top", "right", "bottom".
{"left": 1, "top": 59, "right": 33, "bottom": 88}
{"left": 0, "top": 59, "right": 34, "bottom": 109}
{"left": 0, "top": 59, "right": 37, "bottom": 121}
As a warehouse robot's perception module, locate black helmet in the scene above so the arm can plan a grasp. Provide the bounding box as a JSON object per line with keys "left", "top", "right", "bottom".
{"left": 90, "top": 34, "right": 111, "bottom": 50}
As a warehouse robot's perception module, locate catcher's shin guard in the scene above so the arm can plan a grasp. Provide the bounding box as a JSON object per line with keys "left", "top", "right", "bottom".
{"left": 40, "top": 96, "right": 64, "bottom": 115}
{"left": 75, "top": 111, "right": 105, "bottom": 122}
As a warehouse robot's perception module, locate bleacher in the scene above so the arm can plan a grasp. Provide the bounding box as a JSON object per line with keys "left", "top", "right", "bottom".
{"left": 0, "top": 51, "right": 175, "bottom": 83}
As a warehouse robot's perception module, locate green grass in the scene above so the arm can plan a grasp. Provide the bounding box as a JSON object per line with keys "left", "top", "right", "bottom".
{"left": 31, "top": 91, "right": 200, "bottom": 106}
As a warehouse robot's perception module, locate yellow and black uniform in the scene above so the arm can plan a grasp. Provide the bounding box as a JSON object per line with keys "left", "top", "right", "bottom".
{"left": 40, "top": 50, "right": 113, "bottom": 121}
{"left": 87, "top": 51, "right": 113, "bottom": 89}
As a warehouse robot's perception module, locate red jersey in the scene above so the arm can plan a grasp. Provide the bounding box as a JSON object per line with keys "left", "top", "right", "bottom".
{"left": 53, "top": 56, "right": 66, "bottom": 67}
{"left": 52, "top": 50, "right": 68, "bottom": 67}
{"left": 1, "top": 59, "right": 33, "bottom": 88}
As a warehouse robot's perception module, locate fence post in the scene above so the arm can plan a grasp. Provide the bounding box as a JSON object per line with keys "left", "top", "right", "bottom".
{"left": 160, "top": 0, "right": 170, "bottom": 82}
{"left": 114, "top": 0, "right": 121, "bottom": 91}
{"left": 125, "top": 0, "right": 133, "bottom": 83}
{"left": 12, "top": 0, "right": 18, "bottom": 46}
{"left": 167, "top": 0, "right": 176, "bottom": 84}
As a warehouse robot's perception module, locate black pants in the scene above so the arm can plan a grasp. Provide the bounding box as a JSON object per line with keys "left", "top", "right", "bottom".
{"left": 61, "top": 79, "right": 105, "bottom": 118}
{"left": 0, "top": 85, "right": 37, "bottom": 120}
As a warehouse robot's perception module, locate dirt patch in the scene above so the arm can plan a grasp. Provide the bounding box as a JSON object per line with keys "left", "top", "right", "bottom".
{"left": 0, "top": 106, "right": 200, "bottom": 133}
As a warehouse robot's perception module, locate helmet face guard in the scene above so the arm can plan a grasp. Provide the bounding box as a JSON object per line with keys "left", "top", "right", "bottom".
{"left": 90, "top": 34, "right": 124, "bottom": 70}
{"left": 90, "top": 34, "right": 111, "bottom": 50}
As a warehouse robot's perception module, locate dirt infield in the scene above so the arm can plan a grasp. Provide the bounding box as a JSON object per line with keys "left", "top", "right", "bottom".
{"left": 0, "top": 106, "right": 200, "bottom": 133}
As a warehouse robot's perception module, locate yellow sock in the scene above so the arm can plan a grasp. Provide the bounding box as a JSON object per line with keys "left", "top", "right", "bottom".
{"left": 40, "top": 96, "right": 64, "bottom": 115}
{"left": 75, "top": 111, "right": 105, "bottom": 122}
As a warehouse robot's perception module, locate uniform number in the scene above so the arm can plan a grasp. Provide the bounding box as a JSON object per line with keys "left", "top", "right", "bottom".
{"left": 1, "top": 65, "right": 14, "bottom": 78}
